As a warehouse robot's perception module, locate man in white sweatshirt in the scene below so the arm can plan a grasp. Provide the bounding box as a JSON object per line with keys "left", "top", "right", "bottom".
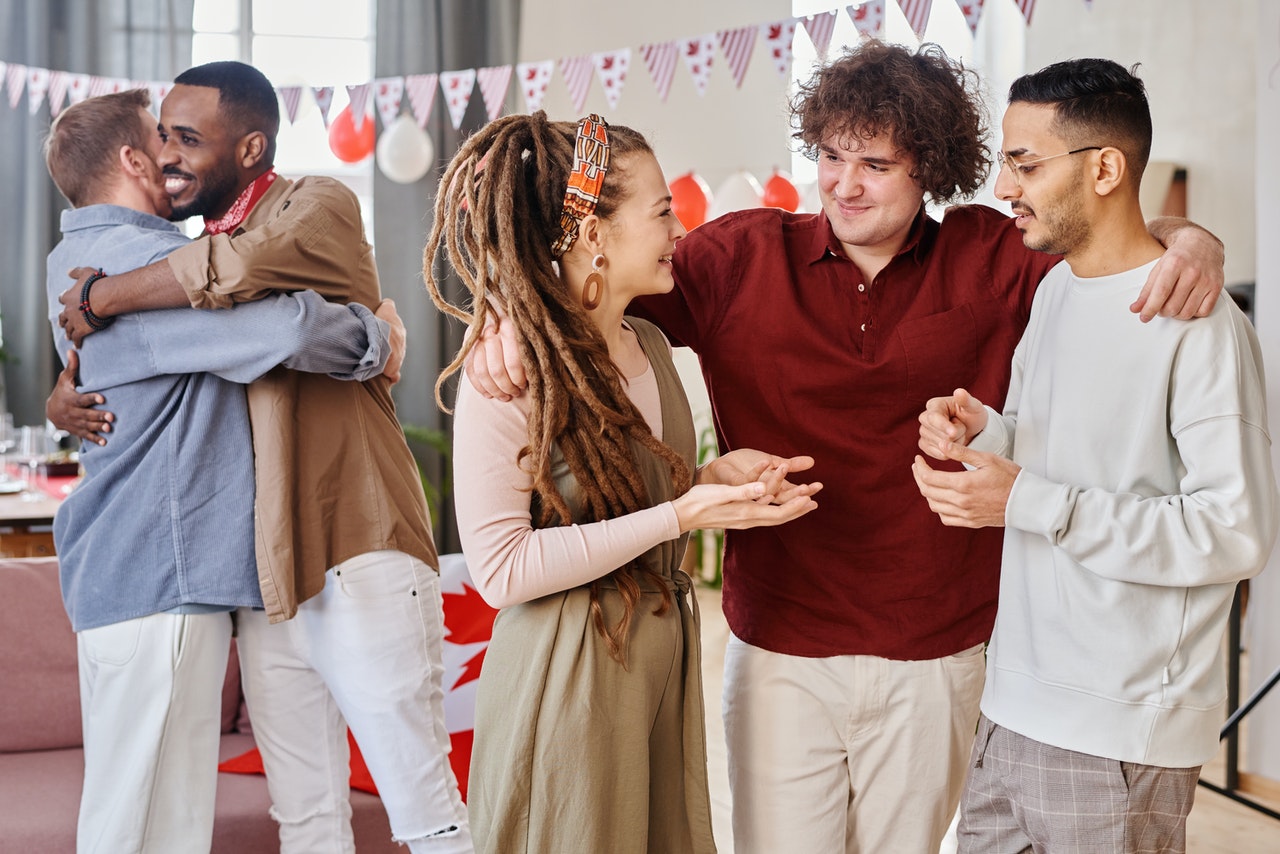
{"left": 912, "top": 58, "right": 1279, "bottom": 853}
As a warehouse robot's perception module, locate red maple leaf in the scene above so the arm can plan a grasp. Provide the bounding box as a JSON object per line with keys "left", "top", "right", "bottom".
{"left": 768, "top": 24, "right": 782, "bottom": 39}
{"left": 452, "top": 647, "right": 487, "bottom": 690}
{"left": 686, "top": 40, "right": 701, "bottom": 57}
{"left": 602, "top": 56, "right": 615, "bottom": 70}
{"left": 525, "top": 67, "right": 537, "bottom": 81}
{"left": 441, "top": 582, "right": 498, "bottom": 645}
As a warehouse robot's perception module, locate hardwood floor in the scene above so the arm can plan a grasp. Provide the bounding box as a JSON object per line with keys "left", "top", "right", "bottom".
{"left": 693, "top": 586, "right": 1280, "bottom": 853}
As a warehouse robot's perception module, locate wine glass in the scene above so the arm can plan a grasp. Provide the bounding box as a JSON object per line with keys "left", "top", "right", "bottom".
{"left": 0, "top": 413, "right": 15, "bottom": 486}
{"left": 16, "top": 426, "right": 51, "bottom": 502}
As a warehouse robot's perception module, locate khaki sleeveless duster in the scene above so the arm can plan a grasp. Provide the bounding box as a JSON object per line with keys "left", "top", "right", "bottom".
{"left": 468, "top": 318, "right": 716, "bottom": 854}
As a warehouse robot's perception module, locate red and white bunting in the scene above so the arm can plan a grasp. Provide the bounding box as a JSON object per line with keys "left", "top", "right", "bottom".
{"left": 311, "top": 87, "right": 335, "bottom": 127}
{"left": 682, "top": 34, "right": 716, "bottom": 97}
{"left": 440, "top": 68, "right": 476, "bottom": 130}
{"left": 25, "top": 66, "right": 49, "bottom": 115}
{"left": 899, "top": 0, "right": 934, "bottom": 37}
{"left": 639, "top": 42, "right": 678, "bottom": 103}
{"left": 147, "top": 82, "right": 170, "bottom": 115}
{"left": 515, "top": 61, "right": 553, "bottom": 113}
{"left": 559, "top": 55, "right": 594, "bottom": 113}
{"left": 346, "top": 83, "right": 372, "bottom": 131}
{"left": 592, "top": 49, "right": 629, "bottom": 110}
{"left": 476, "top": 65, "right": 512, "bottom": 121}
{"left": 5, "top": 63, "right": 25, "bottom": 110}
{"left": 90, "top": 77, "right": 129, "bottom": 99}
{"left": 277, "top": 86, "right": 303, "bottom": 124}
{"left": 848, "top": 1, "right": 885, "bottom": 38}
{"left": 717, "top": 27, "right": 756, "bottom": 89}
{"left": 65, "top": 73, "right": 91, "bottom": 106}
{"left": 955, "top": 0, "right": 985, "bottom": 35}
{"left": 800, "top": 11, "right": 838, "bottom": 59}
{"left": 1015, "top": 0, "right": 1037, "bottom": 25}
{"left": 759, "top": 19, "right": 797, "bottom": 78}
{"left": 374, "top": 76, "right": 405, "bottom": 129}
{"left": 405, "top": 73, "right": 438, "bottom": 127}
{"left": 47, "top": 70, "right": 68, "bottom": 116}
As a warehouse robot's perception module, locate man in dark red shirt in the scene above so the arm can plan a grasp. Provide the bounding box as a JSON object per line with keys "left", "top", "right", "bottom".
{"left": 468, "top": 41, "right": 1223, "bottom": 854}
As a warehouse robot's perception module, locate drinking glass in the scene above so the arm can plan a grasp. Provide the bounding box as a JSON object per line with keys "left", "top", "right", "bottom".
{"left": 16, "top": 425, "right": 51, "bottom": 502}
{"left": 0, "top": 413, "right": 15, "bottom": 485}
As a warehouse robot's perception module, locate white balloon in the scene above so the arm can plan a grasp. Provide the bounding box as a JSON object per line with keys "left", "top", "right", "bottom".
{"left": 798, "top": 180, "right": 822, "bottom": 214}
{"left": 376, "top": 115, "right": 435, "bottom": 184}
{"left": 707, "top": 170, "right": 764, "bottom": 221}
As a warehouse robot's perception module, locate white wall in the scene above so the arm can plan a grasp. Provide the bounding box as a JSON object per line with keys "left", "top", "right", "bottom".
{"left": 1247, "top": 0, "right": 1280, "bottom": 783}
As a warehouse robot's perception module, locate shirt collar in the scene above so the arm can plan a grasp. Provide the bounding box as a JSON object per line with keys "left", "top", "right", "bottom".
{"left": 808, "top": 205, "right": 933, "bottom": 266}
{"left": 204, "top": 170, "right": 277, "bottom": 235}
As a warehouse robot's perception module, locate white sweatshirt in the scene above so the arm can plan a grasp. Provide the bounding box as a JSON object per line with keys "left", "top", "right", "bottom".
{"left": 971, "top": 259, "right": 1279, "bottom": 768}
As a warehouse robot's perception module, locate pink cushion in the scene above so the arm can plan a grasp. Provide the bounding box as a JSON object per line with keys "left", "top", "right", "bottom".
{"left": 0, "top": 558, "right": 82, "bottom": 751}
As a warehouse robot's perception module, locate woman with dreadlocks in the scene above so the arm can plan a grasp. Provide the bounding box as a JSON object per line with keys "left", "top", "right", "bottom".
{"left": 423, "top": 112, "right": 822, "bottom": 853}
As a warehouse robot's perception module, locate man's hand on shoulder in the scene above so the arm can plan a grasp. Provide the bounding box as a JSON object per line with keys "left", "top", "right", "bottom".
{"left": 46, "top": 350, "right": 115, "bottom": 447}
{"left": 375, "top": 299, "right": 406, "bottom": 384}
{"left": 1132, "top": 218, "right": 1224, "bottom": 322}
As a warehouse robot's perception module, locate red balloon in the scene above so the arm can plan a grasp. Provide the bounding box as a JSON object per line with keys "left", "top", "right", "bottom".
{"left": 669, "top": 171, "right": 712, "bottom": 231}
{"left": 328, "top": 105, "right": 375, "bottom": 163}
{"left": 762, "top": 169, "right": 801, "bottom": 212}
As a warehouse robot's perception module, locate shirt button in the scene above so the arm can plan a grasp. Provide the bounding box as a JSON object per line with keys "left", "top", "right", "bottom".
{"left": 860, "top": 323, "right": 866, "bottom": 331}
{"left": 858, "top": 284, "right": 865, "bottom": 292}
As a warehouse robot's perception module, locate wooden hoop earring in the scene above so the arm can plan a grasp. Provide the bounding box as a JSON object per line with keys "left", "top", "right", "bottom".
{"left": 582, "top": 254, "right": 605, "bottom": 310}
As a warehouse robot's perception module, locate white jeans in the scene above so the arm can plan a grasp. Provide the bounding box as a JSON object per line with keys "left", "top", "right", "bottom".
{"left": 235, "top": 550, "right": 471, "bottom": 854}
{"left": 76, "top": 611, "right": 233, "bottom": 854}
{"left": 722, "top": 633, "right": 986, "bottom": 854}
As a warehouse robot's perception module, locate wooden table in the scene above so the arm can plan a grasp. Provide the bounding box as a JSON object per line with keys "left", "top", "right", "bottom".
{"left": 0, "top": 473, "right": 71, "bottom": 557}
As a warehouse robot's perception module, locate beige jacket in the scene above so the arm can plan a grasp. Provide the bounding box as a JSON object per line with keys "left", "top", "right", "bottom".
{"left": 166, "top": 175, "right": 437, "bottom": 622}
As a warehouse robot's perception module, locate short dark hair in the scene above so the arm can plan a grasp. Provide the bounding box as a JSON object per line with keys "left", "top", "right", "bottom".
{"left": 174, "top": 61, "right": 280, "bottom": 166}
{"left": 790, "top": 40, "right": 990, "bottom": 204}
{"left": 44, "top": 88, "right": 153, "bottom": 207}
{"left": 1008, "top": 58, "right": 1152, "bottom": 187}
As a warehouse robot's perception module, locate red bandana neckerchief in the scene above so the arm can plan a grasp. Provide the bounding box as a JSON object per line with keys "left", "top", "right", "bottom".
{"left": 203, "top": 170, "right": 278, "bottom": 235}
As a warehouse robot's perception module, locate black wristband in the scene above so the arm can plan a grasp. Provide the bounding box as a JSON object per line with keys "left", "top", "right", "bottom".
{"left": 79, "top": 270, "right": 114, "bottom": 332}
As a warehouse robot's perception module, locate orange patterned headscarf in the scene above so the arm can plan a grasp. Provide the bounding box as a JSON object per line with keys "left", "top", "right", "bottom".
{"left": 550, "top": 114, "right": 610, "bottom": 257}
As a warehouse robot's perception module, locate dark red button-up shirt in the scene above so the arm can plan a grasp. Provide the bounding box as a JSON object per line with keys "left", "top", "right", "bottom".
{"left": 634, "top": 204, "right": 1057, "bottom": 659}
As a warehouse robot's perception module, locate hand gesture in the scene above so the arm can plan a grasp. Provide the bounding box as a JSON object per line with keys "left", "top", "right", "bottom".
{"left": 46, "top": 350, "right": 114, "bottom": 447}
{"left": 911, "top": 446, "right": 1019, "bottom": 528}
{"left": 672, "top": 479, "right": 819, "bottom": 534}
{"left": 918, "top": 388, "right": 987, "bottom": 460}
{"left": 702, "top": 449, "right": 821, "bottom": 505}
{"left": 1131, "top": 225, "right": 1223, "bottom": 322}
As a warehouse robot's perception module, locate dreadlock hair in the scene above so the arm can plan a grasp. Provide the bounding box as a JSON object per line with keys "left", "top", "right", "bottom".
{"left": 423, "top": 111, "right": 693, "bottom": 665}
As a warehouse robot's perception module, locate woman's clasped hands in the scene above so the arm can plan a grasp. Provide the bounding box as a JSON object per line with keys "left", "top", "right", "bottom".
{"left": 672, "top": 449, "right": 822, "bottom": 533}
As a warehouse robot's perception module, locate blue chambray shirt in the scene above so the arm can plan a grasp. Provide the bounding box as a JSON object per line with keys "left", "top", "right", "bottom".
{"left": 46, "top": 205, "right": 389, "bottom": 632}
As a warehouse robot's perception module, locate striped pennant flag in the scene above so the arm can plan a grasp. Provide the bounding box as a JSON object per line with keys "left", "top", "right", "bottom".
{"left": 440, "top": 69, "right": 477, "bottom": 130}
{"left": 346, "top": 83, "right": 372, "bottom": 131}
{"left": 25, "top": 66, "right": 49, "bottom": 115}
{"left": 515, "top": 61, "right": 554, "bottom": 113}
{"left": 1015, "top": 0, "right": 1036, "bottom": 25}
{"left": 717, "top": 26, "right": 756, "bottom": 89}
{"left": 311, "top": 87, "right": 335, "bottom": 128}
{"left": 405, "top": 74, "right": 438, "bottom": 127}
{"left": 592, "top": 49, "right": 629, "bottom": 110}
{"left": 682, "top": 34, "right": 716, "bottom": 97}
{"left": 146, "top": 82, "right": 171, "bottom": 116}
{"left": 639, "top": 42, "right": 679, "bottom": 102}
{"left": 277, "top": 86, "right": 303, "bottom": 124}
{"left": 898, "top": 0, "right": 934, "bottom": 37}
{"left": 374, "top": 76, "right": 405, "bottom": 129}
{"left": 955, "top": 0, "right": 985, "bottom": 35}
{"left": 559, "top": 55, "right": 594, "bottom": 113}
{"left": 65, "top": 73, "right": 91, "bottom": 106}
{"left": 759, "top": 19, "right": 797, "bottom": 78}
{"left": 800, "top": 11, "right": 838, "bottom": 59}
{"left": 848, "top": 2, "right": 885, "bottom": 39}
{"left": 5, "top": 63, "right": 25, "bottom": 109}
{"left": 476, "top": 65, "right": 512, "bottom": 121}
{"left": 47, "top": 70, "right": 68, "bottom": 116}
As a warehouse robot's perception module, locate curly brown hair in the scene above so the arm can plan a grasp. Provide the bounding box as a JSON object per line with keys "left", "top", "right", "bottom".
{"left": 423, "top": 111, "right": 693, "bottom": 665}
{"left": 791, "top": 40, "right": 991, "bottom": 204}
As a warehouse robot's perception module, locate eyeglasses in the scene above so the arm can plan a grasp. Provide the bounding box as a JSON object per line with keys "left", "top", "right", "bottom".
{"left": 996, "top": 146, "right": 1102, "bottom": 185}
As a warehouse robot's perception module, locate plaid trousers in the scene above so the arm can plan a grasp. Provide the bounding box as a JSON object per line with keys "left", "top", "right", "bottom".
{"left": 957, "top": 715, "right": 1200, "bottom": 854}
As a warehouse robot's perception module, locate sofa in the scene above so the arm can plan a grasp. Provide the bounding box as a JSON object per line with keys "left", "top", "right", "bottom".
{"left": 0, "top": 556, "right": 400, "bottom": 853}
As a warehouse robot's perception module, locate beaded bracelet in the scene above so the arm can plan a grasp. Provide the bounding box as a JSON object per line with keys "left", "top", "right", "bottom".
{"left": 79, "top": 270, "right": 114, "bottom": 332}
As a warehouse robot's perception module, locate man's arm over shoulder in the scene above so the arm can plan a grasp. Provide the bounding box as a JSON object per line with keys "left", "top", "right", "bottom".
{"left": 166, "top": 176, "right": 375, "bottom": 309}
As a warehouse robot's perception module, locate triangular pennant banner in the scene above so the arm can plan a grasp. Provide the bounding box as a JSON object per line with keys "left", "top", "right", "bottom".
{"left": 6, "top": 63, "right": 27, "bottom": 109}
{"left": 682, "top": 34, "right": 716, "bottom": 97}
{"left": 440, "top": 68, "right": 477, "bottom": 130}
{"left": 848, "top": 1, "right": 886, "bottom": 38}
{"left": 145, "top": 82, "right": 169, "bottom": 116}
{"left": 1016, "top": 0, "right": 1036, "bottom": 25}
{"left": 592, "top": 50, "right": 629, "bottom": 110}
{"left": 277, "top": 86, "right": 303, "bottom": 124}
{"left": 47, "top": 70, "right": 69, "bottom": 116}
{"left": 639, "top": 42, "right": 679, "bottom": 103}
{"left": 717, "top": 27, "right": 756, "bottom": 89}
{"left": 559, "top": 55, "right": 594, "bottom": 113}
{"left": 514, "top": 61, "right": 553, "bottom": 113}
{"left": 346, "top": 83, "right": 372, "bottom": 131}
{"left": 88, "top": 77, "right": 127, "bottom": 98}
{"left": 373, "top": 76, "right": 405, "bottom": 129}
{"left": 26, "top": 66, "right": 50, "bottom": 115}
{"left": 899, "top": 0, "right": 934, "bottom": 37}
{"left": 312, "top": 87, "right": 335, "bottom": 127}
{"left": 759, "top": 20, "right": 797, "bottom": 78}
{"left": 66, "top": 73, "right": 92, "bottom": 106}
{"left": 476, "top": 65, "right": 512, "bottom": 121}
{"left": 955, "top": 0, "right": 985, "bottom": 35}
{"left": 801, "top": 11, "right": 838, "bottom": 59}
{"left": 405, "top": 73, "right": 438, "bottom": 127}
